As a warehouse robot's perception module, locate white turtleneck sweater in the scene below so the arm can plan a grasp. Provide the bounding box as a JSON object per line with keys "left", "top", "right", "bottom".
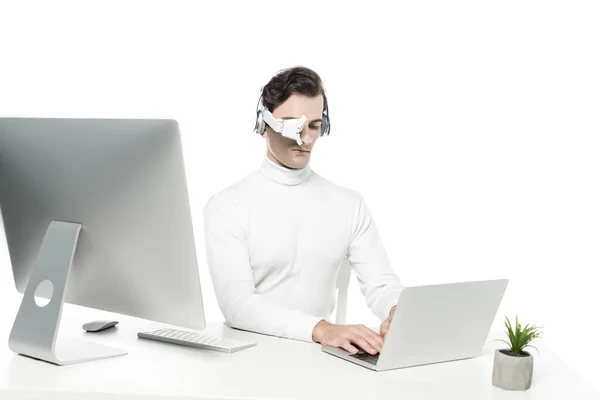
{"left": 202, "top": 155, "right": 404, "bottom": 343}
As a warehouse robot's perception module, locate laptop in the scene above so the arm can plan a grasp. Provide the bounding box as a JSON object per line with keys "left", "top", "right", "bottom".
{"left": 321, "top": 278, "right": 508, "bottom": 371}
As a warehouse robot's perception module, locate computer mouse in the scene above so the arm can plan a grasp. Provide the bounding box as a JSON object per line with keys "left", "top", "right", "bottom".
{"left": 82, "top": 320, "right": 119, "bottom": 332}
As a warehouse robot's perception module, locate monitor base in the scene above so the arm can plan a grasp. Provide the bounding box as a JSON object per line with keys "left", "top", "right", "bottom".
{"left": 8, "top": 220, "right": 127, "bottom": 365}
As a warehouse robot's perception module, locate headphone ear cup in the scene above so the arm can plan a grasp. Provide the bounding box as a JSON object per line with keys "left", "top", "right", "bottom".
{"left": 254, "top": 109, "right": 265, "bottom": 135}
{"left": 254, "top": 94, "right": 267, "bottom": 135}
{"left": 321, "top": 111, "right": 330, "bottom": 136}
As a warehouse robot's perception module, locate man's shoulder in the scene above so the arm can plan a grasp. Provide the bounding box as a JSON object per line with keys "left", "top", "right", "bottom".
{"left": 204, "top": 171, "right": 260, "bottom": 211}
{"left": 311, "top": 172, "right": 364, "bottom": 205}
{"left": 218, "top": 170, "right": 260, "bottom": 196}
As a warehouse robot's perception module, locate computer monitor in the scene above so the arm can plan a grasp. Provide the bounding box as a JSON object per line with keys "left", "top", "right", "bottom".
{"left": 0, "top": 117, "right": 206, "bottom": 365}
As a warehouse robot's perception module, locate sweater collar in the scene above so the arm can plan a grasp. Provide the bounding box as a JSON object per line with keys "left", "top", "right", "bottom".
{"left": 258, "top": 153, "right": 312, "bottom": 186}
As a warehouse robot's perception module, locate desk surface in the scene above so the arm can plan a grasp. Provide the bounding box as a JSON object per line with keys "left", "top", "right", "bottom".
{"left": 1, "top": 293, "right": 598, "bottom": 400}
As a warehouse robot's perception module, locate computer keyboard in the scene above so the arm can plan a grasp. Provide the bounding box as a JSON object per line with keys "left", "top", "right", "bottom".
{"left": 137, "top": 328, "right": 257, "bottom": 354}
{"left": 350, "top": 352, "right": 380, "bottom": 365}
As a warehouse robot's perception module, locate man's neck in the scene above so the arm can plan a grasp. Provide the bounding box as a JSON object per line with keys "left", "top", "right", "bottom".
{"left": 266, "top": 150, "right": 289, "bottom": 169}
{"left": 259, "top": 152, "right": 312, "bottom": 186}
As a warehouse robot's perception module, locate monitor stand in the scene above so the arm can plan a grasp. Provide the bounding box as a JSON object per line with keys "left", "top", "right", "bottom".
{"left": 8, "top": 220, "right": 127, "bottom": 365}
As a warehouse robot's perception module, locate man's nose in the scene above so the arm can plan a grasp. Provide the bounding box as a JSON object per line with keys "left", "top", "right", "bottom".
{"left": 300, "top": 127, "right": 316, "bottom": 145}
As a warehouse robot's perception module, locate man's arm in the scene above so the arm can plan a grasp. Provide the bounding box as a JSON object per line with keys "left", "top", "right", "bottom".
{"left": 346, "top": 196, "right": 404, "bottom": 321}
{"left": 202, "top": 193, "right": 323, "bottom": 343}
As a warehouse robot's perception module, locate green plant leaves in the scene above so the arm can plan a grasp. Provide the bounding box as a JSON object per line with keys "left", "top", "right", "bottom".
{"left": 503, "top": 315, "right": 542, "bottom": 355}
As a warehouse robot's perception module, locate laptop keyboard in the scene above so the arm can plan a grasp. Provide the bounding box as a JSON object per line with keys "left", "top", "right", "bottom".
{"left": 350, "top": 352, "right": 380, "bottom": 365}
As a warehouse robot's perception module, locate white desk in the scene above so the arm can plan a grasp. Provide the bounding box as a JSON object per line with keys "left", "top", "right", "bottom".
{"left": 1, "top": 293, "right": 598, "bottom": 400}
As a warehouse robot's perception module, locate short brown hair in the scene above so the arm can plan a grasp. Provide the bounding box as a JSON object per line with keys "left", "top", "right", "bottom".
{"left": 261, "top": 66, "right": 328, "bottom": 113}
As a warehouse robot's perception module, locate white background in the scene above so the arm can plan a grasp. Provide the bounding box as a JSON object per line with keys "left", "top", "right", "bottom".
{"left": 1, "top": 0, "right": 599, "bottom": 392}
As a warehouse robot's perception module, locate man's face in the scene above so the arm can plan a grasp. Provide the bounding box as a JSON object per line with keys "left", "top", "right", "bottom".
{"left": 262, "top": 93, "right": 324, "bottom": 169}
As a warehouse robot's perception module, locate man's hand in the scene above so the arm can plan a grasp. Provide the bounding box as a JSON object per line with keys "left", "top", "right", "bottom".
{"left": 312, "top": 320, "right": 383, "bottom": 355}
{"left": 380, "top": 305, "right": 396, "bottom": 339}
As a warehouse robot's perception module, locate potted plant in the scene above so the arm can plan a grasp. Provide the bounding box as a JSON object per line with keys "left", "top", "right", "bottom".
{"left": 492, "top": 315, "right": 543, "bottom": 391}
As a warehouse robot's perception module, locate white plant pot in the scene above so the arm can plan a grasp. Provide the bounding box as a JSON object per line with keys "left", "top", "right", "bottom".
{"left": 492, "top": 349, "right": 534, "bottom": 391}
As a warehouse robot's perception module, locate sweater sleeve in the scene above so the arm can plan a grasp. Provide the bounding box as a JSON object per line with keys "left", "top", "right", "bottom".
{"left": 346, "top": 195, "right": 404, "bottom": 321}
{"left": 202, "top": 193, "right": 323, "bottom": 342}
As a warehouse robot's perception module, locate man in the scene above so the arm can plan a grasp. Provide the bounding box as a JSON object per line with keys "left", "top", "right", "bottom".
{"left": 203, "top": 66, "right": 404, "bottom": 356}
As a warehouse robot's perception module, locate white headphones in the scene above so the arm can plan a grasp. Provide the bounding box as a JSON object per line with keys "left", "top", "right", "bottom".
{"left": 253, "top": 93, "right": 330, "bottom": 145}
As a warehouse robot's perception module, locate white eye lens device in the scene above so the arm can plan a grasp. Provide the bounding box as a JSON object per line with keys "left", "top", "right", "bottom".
{"left": 254, "top": 90, "right": 330, "bottom": 142}
{"left": 262, "top": 109, "right": 306, "bottom": 145}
